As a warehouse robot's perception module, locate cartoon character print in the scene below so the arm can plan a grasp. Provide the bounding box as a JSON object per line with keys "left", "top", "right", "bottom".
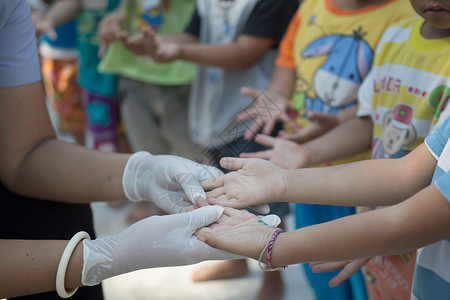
{"left": 301, "top": 27, "right": 373, "bottom": 115}
{"left": 138, "top": 0, "right": 166, "bottom": 31}
{"left": 372, "top": 104, "right": 417, "bottom": 159}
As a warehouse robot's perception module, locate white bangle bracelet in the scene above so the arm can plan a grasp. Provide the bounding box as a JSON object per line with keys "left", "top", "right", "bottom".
{"left": 56, "top": 231, "right": 91, "bottom": 298}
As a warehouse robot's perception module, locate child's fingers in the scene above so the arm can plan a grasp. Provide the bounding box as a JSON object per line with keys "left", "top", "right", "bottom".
{"left": 205, "top": 186, "right": 226, "bottom": 199}
{"left": 239, "top": 150, "right": 271, "bottom": 160}
{"left": 254, "top": 134, "right": 276, "bottom": 147}
{"left": 195, "top": 196, "right": 209, "bottom": 207}
{"left": 201, "top": 176, "right": 224, "bottom": 191}
{"left": 219, "top": 157, "right": 250, "bottom": 171}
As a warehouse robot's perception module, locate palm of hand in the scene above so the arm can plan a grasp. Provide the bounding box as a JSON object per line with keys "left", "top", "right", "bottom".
{"left": 271, "top": 139, "right": 310, "bottom": 169}
{"left": 197, "top": 208, "right": 274, "bottom": 260}
{"left": 207, "top": 159, "right": 285, "bottom": 209}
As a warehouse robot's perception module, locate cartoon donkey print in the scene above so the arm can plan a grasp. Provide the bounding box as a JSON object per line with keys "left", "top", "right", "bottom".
{"left": 302, "top": 27, "right": 373, "bottom": 115}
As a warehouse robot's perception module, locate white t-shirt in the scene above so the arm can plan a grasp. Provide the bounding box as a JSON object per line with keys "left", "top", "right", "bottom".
{"left": 0, "top": 0, "right": 41, "bottom": 87}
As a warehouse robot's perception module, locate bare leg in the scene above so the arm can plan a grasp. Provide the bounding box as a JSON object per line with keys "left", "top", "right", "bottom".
{"left": 192, "top": 259, "right": 249, "bottom": 282}
{"left": 126, "top": 201, "right": 166, "bottom": 224}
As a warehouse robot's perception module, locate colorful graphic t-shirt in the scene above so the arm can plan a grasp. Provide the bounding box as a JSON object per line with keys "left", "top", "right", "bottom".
{"left": 358, "top": 17, "right": 450, "bottom": 160}
{"left": 99, "top": 0, "right": 198, "bottom": 85}
{"left": 419, "top": 116, "right": 450, "bottom": 299}
{"left": 77, "top": 0, "right": 120, "bottom": 97}
{"left": 276, "top": 0, "right": 415, "bottom": 119}
{"left": 356, "top": 16, "right": 450, "bottom": 300}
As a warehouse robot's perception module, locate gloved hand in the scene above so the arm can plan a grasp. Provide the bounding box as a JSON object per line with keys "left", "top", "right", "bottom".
{"left": 122, "top": 152, "right": 224, "bottom": 214}
{"left": 82, "top": 206, "right": 224, "bottom": 285}
{"left": 81, "top": 206, "right": 281, "bottom": 286}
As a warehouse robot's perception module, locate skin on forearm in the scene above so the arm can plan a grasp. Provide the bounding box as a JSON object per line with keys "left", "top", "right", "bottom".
{"left": 266, "top": 66, "right": 296, "bottom": 100}
{"left": 161, "top": 32, "right": 199, "bottom": 44}
{"left": 283, "top": 143, "right": 436, "bottom": 207}
{"left": 43, "top": 0, "right": 81, "bottom": 28}
{"left": 0, "top": 240, "right": 83, "bottom": 298}
{"left": 270, "top": 185, "right": 450, "bottom": 267}
{"left": 178, "top": 35, "right": 274, "bottom": 70}
{"left": 303, "top": 116, "right": 373, "bottom": 166}
{"left": 337, "top": 106, "right": 358, "bottom": 123}
{"left": 0, "top": 82, "right": 129, "bottom": 203}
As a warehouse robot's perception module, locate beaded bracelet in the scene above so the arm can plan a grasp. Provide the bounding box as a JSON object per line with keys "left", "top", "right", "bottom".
{"left": 257, "top": 228, "right": 287, "bottom": 272}
{"left": 56, "top": 231, "right": 91, "bottom": 298}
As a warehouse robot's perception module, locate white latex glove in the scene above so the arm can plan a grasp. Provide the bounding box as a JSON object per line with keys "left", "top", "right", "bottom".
{"left": 82, "top": 206, "right": 235, "bottom": 286}
{"left": 122, "top": 152, "right": 224, "bottom": 214}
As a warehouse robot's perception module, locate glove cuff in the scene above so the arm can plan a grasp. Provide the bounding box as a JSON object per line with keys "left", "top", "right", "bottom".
{"left": 122, "top": 151, "right": 153, "bottom": 202}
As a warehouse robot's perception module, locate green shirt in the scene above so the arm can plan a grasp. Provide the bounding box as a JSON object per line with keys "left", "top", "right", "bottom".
{"left": 99, "top": 0, "right": 197, "bottom": 85}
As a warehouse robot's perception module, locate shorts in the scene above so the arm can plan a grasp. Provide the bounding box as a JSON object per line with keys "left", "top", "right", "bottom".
{"left": 118, "top": 77, "right": 199, "bottom": 159}
{"left": 82, "top": 89, "right": 119, "bottom": 152}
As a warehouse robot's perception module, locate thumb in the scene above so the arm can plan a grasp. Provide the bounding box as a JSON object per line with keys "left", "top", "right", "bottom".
{"left": 240, "top": 86, "right": 259, "bottom": 99}
{"left": 188, "top": 205, "right": 224, "bottom": 228}
{"left": 307, "top": 111, "right": 328, "bottom": 123}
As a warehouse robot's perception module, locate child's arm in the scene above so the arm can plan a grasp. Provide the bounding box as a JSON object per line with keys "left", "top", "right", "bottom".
{"left": 199, "top": 182, "right": 450, "bottom": 267}
{"left": 204, "top": 143, "right": 436, "bottom": 208}
{"left": 33, "top": 0, "right": 80, "bottom": 39}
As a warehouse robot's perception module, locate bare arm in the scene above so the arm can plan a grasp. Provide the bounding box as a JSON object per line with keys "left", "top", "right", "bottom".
{"left": 199, "top": 183, "right": 450, "bottom": 268}
{"left": 271, "top": 184, "right": 450, "bottom": 267}
{"left": 44, "top": 0, "right": 80, "bottom": 26}
{"left": 0, "top": 82, "right": 129, "bottom": 203}
{"left": 205, "top": 143, "right": 436, "bottom": 208}
{"left": 0, "top": 239, "right": 84, "bottom": 298}
{"left": 237, "top": 66, "right": 296, "bottom": 139}
{"left": 178, "top": 35, "right": 274, "bottom": 70}
{"left": 302, "top": 116, "right": 374, "bottom": 166}
{"left": 124, "top": 27, "right": 274, "bottom": 70}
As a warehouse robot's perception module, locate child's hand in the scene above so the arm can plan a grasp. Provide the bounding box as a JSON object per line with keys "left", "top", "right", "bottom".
{"left": 121, "top": 26, "right": 181, "bottom": 63}
{"left": 98, "top": 11, "right": 127, "bottom": 57}
{"left": 278, "top": 111, "right": 339, "bottom": 143}
{"left": 309, "top": 258, "right": 371, "bottom": 287}
{"left": 32, "top": 11, "right": 57, "bottom": 40}
{"left": 196, "top": 207, "right": 277, "bottom": 260}
{"left": 202, "top": 157, "right": 288, "bottom": 209}
{"left": 237, "top": 87, "right": 290, "bottom": 140}
{"left": 240, "top": 134, "right": 312, "bottom": 169}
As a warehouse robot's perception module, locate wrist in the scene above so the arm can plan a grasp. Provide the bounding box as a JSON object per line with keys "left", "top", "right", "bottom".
{"left": 122, "top": 151, "right": 153, "bottom": 202}
{"left": 177, "top": 43, "right": 185, "bottom": 60}
{"left": 257, "top": 228, "right": 287, "bottom": 271}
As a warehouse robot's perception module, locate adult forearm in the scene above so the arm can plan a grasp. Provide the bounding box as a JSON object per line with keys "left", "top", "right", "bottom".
{"left": 0, "top": 239, "right": 83, "bottom": 298}
{"left": 12, "top": 140, "right": 130, "bottom": 203}
{"left": 271, "top": 185, "right": 450, "bottom": 267}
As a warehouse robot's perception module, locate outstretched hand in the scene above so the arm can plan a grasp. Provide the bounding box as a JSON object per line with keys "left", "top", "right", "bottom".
{"left": 201, "top": 157, "right": 287, "bottom": 210}
{"left": 32, "top": 11, "right": 57, "bottom": 40}
{"left": 98, "top": 11, "right": 127, "bottom": 57}
{"left": 279, "top": 111, "right": 339, "bottom": 143}
{"left": 121, "top": 27, "right": 181, "bottom": 62}
{"left": 237, "top": 87, "right": 290, "bottom": 140}
{"left": 196, "top": 207, "right": 277, "bottom": 260}
{"left": 240, "top": 134, "right": 312, "bottom": 169}
{"left": 123, "top": 152, "right": 224, "bottom": 214}
{"left": 309, "top": 256, "right": 385, "bottom": 287}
